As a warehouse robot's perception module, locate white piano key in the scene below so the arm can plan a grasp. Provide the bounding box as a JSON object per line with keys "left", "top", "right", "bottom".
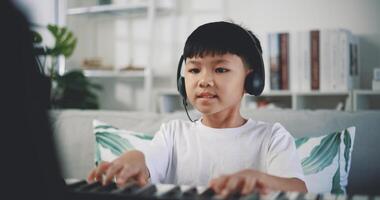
{"left": 260, "top": 191, "right": 282, "bottom": 200}
{"left": 303, "top": 192, "right": 318, "bottom": 200}
{"left": 285, "top": 191, "right": 301, "bottom": 200}
{"left": 350, "top": 195, "right": 369, "bottom": 200}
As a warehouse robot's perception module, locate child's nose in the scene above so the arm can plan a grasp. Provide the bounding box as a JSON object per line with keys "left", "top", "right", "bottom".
{"left": 199, "top": 73, "right": 215, "bottom": 87}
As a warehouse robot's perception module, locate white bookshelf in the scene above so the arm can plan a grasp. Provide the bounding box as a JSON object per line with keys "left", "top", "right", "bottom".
{"left": 156, "top": 89, "right": 356, "bottom": 113}
{"left": 83, "top": 69, "right": 149, "bottom": 78}
{"left": 58, "top": 0, "right": 175, "bottom": 111}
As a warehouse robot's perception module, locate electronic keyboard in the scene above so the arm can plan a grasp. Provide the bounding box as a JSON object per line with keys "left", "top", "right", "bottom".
{"left": 65, "top": 179, "right": 379, "bottom": 200}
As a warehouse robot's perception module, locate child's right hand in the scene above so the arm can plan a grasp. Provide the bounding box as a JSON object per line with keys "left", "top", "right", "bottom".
{"left": 87, "top": 150, "right": 150, "bottom": 187}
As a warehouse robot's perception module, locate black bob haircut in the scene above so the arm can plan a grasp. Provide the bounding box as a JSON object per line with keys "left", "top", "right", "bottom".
{"left": 183, "top": 21, "right": 263, "bottom": 70}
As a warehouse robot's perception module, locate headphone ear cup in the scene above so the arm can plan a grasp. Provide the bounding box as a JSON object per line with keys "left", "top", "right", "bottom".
{"left": 177, "top": 77, "right": 187, "bottom": 100}
{"left": 244, "top": 71, "right": 264, "bottom": 96}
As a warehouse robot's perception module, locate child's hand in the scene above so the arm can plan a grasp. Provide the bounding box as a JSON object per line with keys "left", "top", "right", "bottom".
{"left": 87, "top": 150, "right": 149, "bottom": 187}
{"left": 208, "top": 169, "right": 269, "bottom": 198}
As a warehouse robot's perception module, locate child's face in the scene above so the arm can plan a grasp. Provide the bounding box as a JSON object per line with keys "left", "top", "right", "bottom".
{"left": 184, "top": 53, "right": 250, "bottom": 115}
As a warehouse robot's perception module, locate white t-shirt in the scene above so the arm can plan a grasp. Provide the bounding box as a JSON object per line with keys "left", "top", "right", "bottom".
{"left": 142, "top": 119, "right": 304, "bottom": 186}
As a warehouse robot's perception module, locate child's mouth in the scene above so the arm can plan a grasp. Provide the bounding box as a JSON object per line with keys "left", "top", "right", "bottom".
{"left": 197, "top": 92, "right": 218, "bottom": 99}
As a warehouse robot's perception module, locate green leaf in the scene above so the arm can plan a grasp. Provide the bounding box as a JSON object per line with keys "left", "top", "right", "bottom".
{"left": 343, "top": 130, "right": 352, "bottom": 172}
{"left": 295, "top": 137, "right": 309, "bottom": 148}
{"left": 31, "top": 30, "right": 43, "bottom": 43}
{"left": 331, "top": 167, "right": 344, "bottom": 194}
{"left": 46, "top": 24, "right": 77, "bottom": 57}
{"left": 301, "top": 132, "right": 341, "bottom": 175}
{"left": 95, "top": 125, "right": 117, "bottom": 130}
{"left": 131, "top": 133, "right": 154, "bottom": 140}
{"left": 96, "top": 132, "right": 134, "bottom": 156}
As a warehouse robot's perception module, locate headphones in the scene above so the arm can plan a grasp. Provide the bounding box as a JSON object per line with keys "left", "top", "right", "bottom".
{"left": 177, "top": 23, "right": 265, "bottom": 102}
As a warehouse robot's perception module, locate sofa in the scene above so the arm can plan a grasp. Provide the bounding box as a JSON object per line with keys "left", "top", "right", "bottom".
{"left": 50, "top": 109, "right": 380, "bottom": 195}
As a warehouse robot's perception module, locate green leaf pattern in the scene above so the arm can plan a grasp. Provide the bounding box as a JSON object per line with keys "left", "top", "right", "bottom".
{"left": 301, "top": 132, "right": 341, "bottom": 175}
{"left": 295, "top": 128, "right": 354, "bottom": 194}
{"left": 331, "top": 166, "right": 344, "bottom": 194}
{"left": 95, "top": 131, "right": 135, "bottom": 159}
{"left": 94, "top": 122, "right": 153, "bottom": 163}
{"left": 343, "top": 130, "right": 352, "bottom": 172}
{"left": 295, "top": 137, "right": 309, "bottom": 148}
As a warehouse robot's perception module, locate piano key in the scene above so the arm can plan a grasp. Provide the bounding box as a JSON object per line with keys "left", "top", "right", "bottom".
{"left": 335, "top": 195, "right": 347, "bottom": 200}
{"left": 294, "top": 193, "right": 306, "bottom": 200}
{"left": 200, "top": 188, "right": 216, "bottom": 198}
{"left": 76, "top": 181, "right": 102, "bottom": 192}
{"left": 350, "top": 195, "right": 369, "bottom": 200}
{"left": 182, "top": 187, "right": 198, "bottom": 198}
{"left": 302, "top": 192, "right": 318, "bottom": 200}
{"left": 227, "top": 192, "right": 242, "bottom": 200}
{"left": 275, "top": 192, "right": 288, "bottom": 200}
{"left": 240, "top": 192, "right": 260, "bottom": 200}
{"left": 95, "top": 182, "right": 118, "bottom": 192}
{"left": 286, "top": 192, "right": 302, "bottom": 200}
{"left": 113, "top": 181, "right": 140, "bottom": 194}
{"left": 160, "top": 185, "right": 181, "bottom": 198}
{"left": 133, "top": 184, "right": 157, "bottom": 196}
{"left": 66, "top": 180, "right": 88, "bottom": 189}
{"left": 261, "top": 191, "right": 283, "bottom": 200}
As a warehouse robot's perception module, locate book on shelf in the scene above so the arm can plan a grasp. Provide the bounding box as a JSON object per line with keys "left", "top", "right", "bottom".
{"left": 280, "top": 33, "right": 289, "bottom": 90}
{"left": 310, "top": 30, "right": 320, "bottom": 90}
{"left": 268, "top": 32, "right": 289, "bottom": 90}
{"left": 271, "top": 28, "right": 359, "bottom": 93}
{"left": 268, "top": 33, "right": 280, "bottom": 90}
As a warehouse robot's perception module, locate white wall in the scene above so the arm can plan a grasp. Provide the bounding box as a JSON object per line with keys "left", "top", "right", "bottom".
{"left": 13, "top": 0, "right": 56, "bottom": 46}
{"left": 17, "top": 0, "right": 380, "bottom": 110}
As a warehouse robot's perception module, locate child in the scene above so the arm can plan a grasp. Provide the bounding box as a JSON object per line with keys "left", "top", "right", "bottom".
{"left": 88, "top": 21, "right": 307, "bottom": 197}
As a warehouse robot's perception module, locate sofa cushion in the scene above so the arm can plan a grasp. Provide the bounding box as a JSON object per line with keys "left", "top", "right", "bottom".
{"left": 295, "top": 127, "right": 355, "bottom": 194}
{"left": 92, "top": 118, "right": 355, "bottom": 194}
{"left": 93, "top": 120, "right": 152, "bottom": 165}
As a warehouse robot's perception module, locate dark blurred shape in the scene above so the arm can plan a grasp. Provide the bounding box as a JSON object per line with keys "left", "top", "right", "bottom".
{"left": 1, "top": 0, "right": 65, "bottom": 199}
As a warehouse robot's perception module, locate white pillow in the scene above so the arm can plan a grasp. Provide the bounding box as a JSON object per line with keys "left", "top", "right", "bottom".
{"left": 93, "top": 120, "right": 153, "bottom": 165}
{"left": 295, "top": 127, "right": 355, "bottom": 194}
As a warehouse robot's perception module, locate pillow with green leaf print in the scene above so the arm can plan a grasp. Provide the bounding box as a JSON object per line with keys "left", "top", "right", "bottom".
{"left": 295, "top": 126, "right": 355, "bottom": 195}
{"left": 93, "top": 120, "right": 153, "bottom": 166}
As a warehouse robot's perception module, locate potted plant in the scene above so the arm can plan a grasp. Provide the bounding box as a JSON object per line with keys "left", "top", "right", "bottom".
{"left": 33, "top": 24, "right": 102, "bottom": 109}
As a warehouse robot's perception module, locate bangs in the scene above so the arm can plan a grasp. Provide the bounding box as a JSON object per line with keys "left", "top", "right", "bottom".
{"left": 183, "top": 21, "right": 256, "bottom": 68}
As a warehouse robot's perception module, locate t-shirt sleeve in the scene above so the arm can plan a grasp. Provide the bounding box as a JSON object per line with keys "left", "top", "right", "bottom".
{"left": 266, "top": 123, "right": 305, "bottom": 181}
{"left": 141, "top": 123, "right": 173, "bottom": 184}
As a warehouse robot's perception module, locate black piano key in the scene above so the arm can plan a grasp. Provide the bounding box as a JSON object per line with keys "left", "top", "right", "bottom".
{"left": 76, "top": 181, "right": 102, "bottom": 192}
{"left": 276, "top": 192, "right": 288, "bottom": 200}
{"left": 133, "top": 184, "right": 157, "bottom": 197}
{"left": 114, "top": 182, "right": 141, "bottom": 194}
{"left": 95, "top": 182, "right": 118, "bottom": 192}
{"left": 200, "top": 188, "right": 216, "bottom": 198}
{"left": 66, "top": 180, "right": 88, "bottom": 190}
{"left": 160, "top": 186, "right": 182, "bottom": 198}
{"left": 227, "top": 192, "right": 242, "bottom": 200}
{"left": 182, "top": 187, "right": 198, "bottom": 198}
{"left": 295, "top": 193, "right": 305, "bottom": 200}
{"left": 240, "top": 192, "right": 260, "bottom": 200}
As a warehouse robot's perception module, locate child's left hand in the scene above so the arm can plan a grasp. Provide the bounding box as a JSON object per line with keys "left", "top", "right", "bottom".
{"left": 208, "top": 169, "right": 269, "bottom": 198}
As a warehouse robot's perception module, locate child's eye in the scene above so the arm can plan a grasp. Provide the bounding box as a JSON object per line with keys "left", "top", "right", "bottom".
{"left": 188, "top": 68, "right": 200, "bottom": 74}
{"left": 215, "top": 68, "right": 229, "bottom": 73}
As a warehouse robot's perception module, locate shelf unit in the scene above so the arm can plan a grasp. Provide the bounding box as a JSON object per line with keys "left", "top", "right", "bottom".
{"left": 57, "top": 0, "right": 175, "bottom": 111}
{"left": 353, "top": 90, "right": 380, "bottom": 111}
{"left": 156, "top": 89, "right": 357, "bottom": 113}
